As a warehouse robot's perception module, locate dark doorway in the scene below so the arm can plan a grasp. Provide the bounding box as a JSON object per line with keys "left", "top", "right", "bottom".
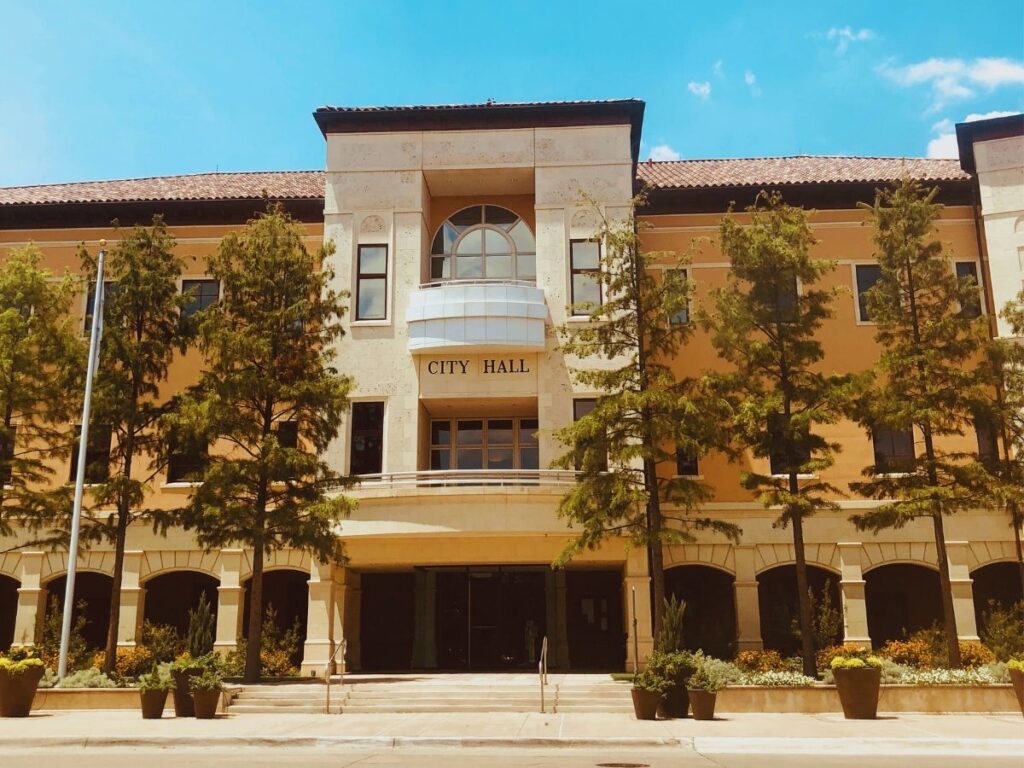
{"left": 665, "top": 565, "right": 736, "bottom": 659}
{"left": 757, "top": 565, "right": 842, "bottom": 655}
{"left": 865, "top": 563, "right": 942, "bottom": 646}
{"left": 972, "top": 562, "right": 1024, "bottom": 636}
{"left": 242, "top": 569, "right": 309, "bottom": 668}
{"left": 0, "top": 575, "right": 18, "bottom": 651}
{"left": 45, "top": 572, "right": 113, "bottom": 650}
{"left": 566, "top": 569, "right": 624, "bottom": 671}
{"left": 143, "top": 571, "right": 219, "bottom": 636}
{"left": 361, "top": 571, "right": 415, "bottom": 671}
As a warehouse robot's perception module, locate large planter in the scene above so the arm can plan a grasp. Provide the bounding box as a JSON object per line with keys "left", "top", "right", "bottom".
{"left": 139, "top": 689, "right": 169, "bottom": 719}
{"left": 0, "top": 665, "right": 45, "bottom": 718}
{"left": 191, "top": 688, "right": 221, "bottom": 719}
{"left": 833, "top": 667, "right": 882, "bottom": 720}
{"left": 171, "top": 669, "right": 199, "bottom": 717}
{"left": 631, "top": 688, "right": 662, "bottom": 720}
{"left": 688, "top": 689, "right": 718, "bottom": 721}
{"left": 658, "top": 684, "right": 690, "bottom": 719}
{"left": 1009, "top": 668, "right": 1024, "bottom": 718}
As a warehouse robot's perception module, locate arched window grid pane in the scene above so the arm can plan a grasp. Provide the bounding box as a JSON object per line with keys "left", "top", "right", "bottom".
{"left": 430, "top": 206, "right": 535, "bottom": 283}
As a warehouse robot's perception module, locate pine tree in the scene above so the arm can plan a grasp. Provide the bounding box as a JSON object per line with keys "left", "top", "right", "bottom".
{"left": 700, "top": 192, "right": 853, "bottom": 677}
{"left": 552, "top": 195, "right": 738, "bottom": 637}
{"left": 0, "top": 245, "right": 83, "bottom": 546}
{"left": 174, "top": 205, "right": 355, "bottom": 683}
{"left": 75, "top": 218, "right": 192, "bottom": 675}
{"left": 850, "top": 178, "right": 993, "bottom": 668}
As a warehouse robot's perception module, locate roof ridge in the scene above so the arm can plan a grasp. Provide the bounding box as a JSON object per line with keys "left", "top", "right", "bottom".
{"left": 0, "top": 169, "right": 324, "bottom": 192}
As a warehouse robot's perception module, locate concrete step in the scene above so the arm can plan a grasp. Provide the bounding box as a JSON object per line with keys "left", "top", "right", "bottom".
{"left": 339, "top": 703, "right": 542, "bottom": 713}
{"left": 228, "top": 704, "right": 335, "bottom": 714}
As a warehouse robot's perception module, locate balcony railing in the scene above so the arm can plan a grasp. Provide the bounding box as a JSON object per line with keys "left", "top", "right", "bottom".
{"left": 348, "top": 469, "right": 579, "bottom": 489}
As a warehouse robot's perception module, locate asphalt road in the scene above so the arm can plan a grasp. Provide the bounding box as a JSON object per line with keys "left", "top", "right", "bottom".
{"left": 1, "top": 748, "right": 1020, "bottom": 768}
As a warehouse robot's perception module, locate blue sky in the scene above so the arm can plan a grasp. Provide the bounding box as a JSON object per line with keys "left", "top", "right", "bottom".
{"left": 1, "top": 0, "right": 1022, "bottom": 187}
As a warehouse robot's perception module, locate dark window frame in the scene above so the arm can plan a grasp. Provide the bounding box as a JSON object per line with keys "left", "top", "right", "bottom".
{"left": 872, "top": 427, "right": 916, "bottom": 474}
{"left": 69, "top": 424, "right": 112, "bottom": 485}
{"left": 674, "top": 447, "right": 699, "bottom": 476}
{"left": 350, "top": 402, "right": 385, "bottom": 476}
{"left": 854, "top": 264, "right": 882, "bottom": 323}
{"left": 428, "top": 417, "right": 538, "bottom": 472}
{"left": 767, "top": 413, "right": 811, "bottom": 476}
{"left": 83, "top": 280, "right": 118, "bottom": 332}
{"left": 0, "top": 426, "right": 15, "bottom": 487}
{"left": 569, "top": 239, "right": 602, "bottom": 316}
{"left": 181, "top": 278, "right": 220, "bottom": 317}
{"left": 355, "top": 244, "right": 388, "bottom": 321}
{"left": 572, "top": 398, "right": 607, "bottom": 471}
{"left": 166, "top": 434, "right": 208, "bottom": 484}
{"left": 955, "top": 261, "right": 985, "bottom": 319}
{"left": 669, "top": 268, "right": 690, "bottom": 325}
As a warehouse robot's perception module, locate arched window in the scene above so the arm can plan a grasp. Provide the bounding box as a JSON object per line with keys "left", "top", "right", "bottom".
{"left": 430, "top": 206, "right": 536, "bottom": 283}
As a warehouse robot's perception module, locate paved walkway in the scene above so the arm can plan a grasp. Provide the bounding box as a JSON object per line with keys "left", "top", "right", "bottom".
{"left": 0, "top": 709, "right": 1020, "bottom": 754}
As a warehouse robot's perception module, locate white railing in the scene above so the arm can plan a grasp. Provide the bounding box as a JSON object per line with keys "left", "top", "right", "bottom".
{"left": 538, "top": 635, "right": 549, "bottom": 713}
{"left": 324, "top": 638, "right": 347, "bottom": 715}
{"left": 350, "top": 469, "right": 580, "bottom": 489}
{"left": 418, "top": 278, "right": 539, "bottom": 289}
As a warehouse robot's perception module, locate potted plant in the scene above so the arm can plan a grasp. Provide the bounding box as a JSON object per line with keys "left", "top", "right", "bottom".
{"left": 630, "top": 667, "right": 669, "bottom": 720}
{"left": 169, "top": 653, "right": 205, "bottom": 717}
{"left": 1008, "top": 659, "right": 1024, "bottom": 718}
{"left": 830, "top": 653, "right": 883, "bottom": 720}
{"left": 686, "top": 662, "right": 724, "bottom": 721}
{"left": 0, "top": 656, "right": 45, "bottom": 718}
{"left": 190, "top": 667, "right": 224, "bottom": 719}
{"left": 649, "top": 650, "right": 696, "bottom": 719}
{"left": 137, "top": 669, "right": 175, "bottom": 719}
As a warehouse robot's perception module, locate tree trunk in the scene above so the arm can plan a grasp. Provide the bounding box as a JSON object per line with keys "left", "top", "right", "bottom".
{"left": 791, "top": 509, "right": 817, "bottom": 677}
{"left": 647, "top": 479, "right": 666, "bottom": 644}
{"left": 102, "top": 510, "right": 130, "bottom": 674}
{"left": 244, "top": 544, "right": 264, "bottom": 683}
{"left": 932, "top": 510, "right": 962, "bottom": 668}
{"left": 1013, "top": 506, "right": 1024, "bottom": 601}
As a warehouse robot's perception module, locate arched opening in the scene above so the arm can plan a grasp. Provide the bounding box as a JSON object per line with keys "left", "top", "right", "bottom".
{"left": 430, "top": 205, "right": 536, "bottom": 283}
{"left": 757, "top": 565, "right": 842, "bottom": 655}
{"left": 0, "top": 575, "right": 19, "bottom": 652}
{"left": 242, "top": 569, "right": 309, "bottom": 669}
{"left": 143, "top": 571, "right": 219, "bottom": 637}
{"left": 45, "top": 572, "right": 113, "bottom": 650}
{"left": 864, "top": 563, "right": 942, "bottom": 646}
{"left": 972, "top": 562, "right": 1024, "bottom": 635}
{"left": 665, "top": 565, "right": 736, "bottom": 659}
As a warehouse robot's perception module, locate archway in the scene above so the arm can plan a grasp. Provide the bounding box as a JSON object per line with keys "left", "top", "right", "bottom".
{"left": 45, "top": 572, "right": 113, "bottom": 650}
{"left": 242, "top": 569, "right": 309, "bottom": 668}
{"left": 757, "top": 564, "right": 842, "bottom": 655}
{"left": 143, "top": 571, "right": 219, "bottom": 637}
{"left": 0, "top": 575, "right": 18, "bottom": 651}
{"left": 665, "top": 565, "right": 736, "bottom": 659}
{"left": 971, "top": 562, "right": 1023, "bottom": 636}
{"left": 864, "top": 563, "right": 942, "bottom": 646}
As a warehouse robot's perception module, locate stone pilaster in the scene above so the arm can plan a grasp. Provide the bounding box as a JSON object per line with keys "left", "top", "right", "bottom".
{"left": 945, "top": 541, "right": 980, "bottom": 641}
{"left": 838, "top": 543, "right": 871, "bottom": 648}
{"left": 624, "top": 549, "right": 653, "bottom": 671}
{"left": 733, "top": 545, "right": 763, "bottom": 651}
{"left": 12, "top": 552, "right": 45, "bottom": 647}
{"left": 116, "top": 551, "right": 144, "bottom": 646}
{"left": 214, "top": 549, "right": 245, "bottom": 655}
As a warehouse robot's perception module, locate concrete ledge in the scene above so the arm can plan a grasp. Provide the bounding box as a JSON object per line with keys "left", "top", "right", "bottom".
{"left": 716, "top": 684, "right": 1018, "bottom": 713}
{"left": 32, "top": 688, "right": 237, "bottom": 712}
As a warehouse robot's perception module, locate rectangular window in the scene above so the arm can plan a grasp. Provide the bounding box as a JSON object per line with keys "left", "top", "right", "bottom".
{"left": 0, "top": 426, "right": 15, "bottom": 487}
{"left": 572, "top": 398, "right": 607, "bottom": 471}
{"left": 181, "top": 279, "right": 220, "bottom": 317}
{"left": 83, "top": 281, "right": 118, "bottom": 332}
{"left": 356, "top": 245, "right": 387, "bottom": 321}
{"left": 768, "top": 413, "right": 810, "bottom": 476}
{"left": 570, "top": 240, "right": 602, "bottom": 315}
{"left": 69, "top": 425, "right": 112, "bottom": 484}
{"left": 429, "top": 417, "right": 538, "bottom": 471}
{"left": 855, "top": 264, "right": 882, "bottom": 322}
{"left": 955, "top": 261, "right": 984, "bottom": 319}
{"left": 675, "top": 447, "right": 699, "bottom": 476}
{"left": 873, "top": 428, "right": 915, "bottom": 473}
{"left": 974, "top": 417, "right": 999, "bottom": 468}
{"left": 669, "top": 269, "right": 690, "bottom": 325}
{"left": 350, "top": 402, "right": 384, "bottom": 475}
{"left": 166, "top": 436, "right": 208, "bottom": 483}
{"left": 276, "top": 421, "right": 299, "bottom": 449}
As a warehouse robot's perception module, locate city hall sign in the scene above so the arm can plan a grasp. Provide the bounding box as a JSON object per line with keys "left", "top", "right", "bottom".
{"left": 418, "top": 354, "right": 538, "bottom": 398}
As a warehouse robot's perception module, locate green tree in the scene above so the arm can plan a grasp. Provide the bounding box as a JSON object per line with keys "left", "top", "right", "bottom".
{"left": 552, "top": 195, "right": 738, "bottom": 636}
{"left": 174, "top": 206, "right": 355, "bottom": 683}
{"left": 0, "top": 245, "right": 83, "bottom": 545}
{"left": 700, "top": 192, "right": 853, "bottom": 677}
{"left": 75, "top": 218, "right": 192, "bottom": 675}
{"left": 850, "top": 178, "right": 993, "bottom": 668}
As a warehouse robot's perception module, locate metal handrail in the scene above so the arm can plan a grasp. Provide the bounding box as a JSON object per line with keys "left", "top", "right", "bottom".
{"left": 538, "top": 635, "right": 549, "bottom": 713}
{"left": 324, "top": 638, "right": 347, "bottom": 714}
{"left": 419, "top": 278, "right": 539, "bottom": 289}
{"left": 351, "top": 469, "right": 580, "bottom": 489}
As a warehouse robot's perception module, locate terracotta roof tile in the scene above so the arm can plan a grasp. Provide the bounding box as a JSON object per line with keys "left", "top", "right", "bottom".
{"left": 315, "top": 99, "right": 642, "bottom": 113}
{"left": 637, "top": 156, "right": 969, "bottom": 189}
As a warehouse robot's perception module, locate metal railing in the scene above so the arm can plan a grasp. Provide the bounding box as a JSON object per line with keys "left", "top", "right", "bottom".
{"left": 324, "top": 638, "right": 347, "bottom": 715}
{"left": 351, "top": 469, "right": 580, "bottom": 490}
{"left": 418, "top": 278, "right": 539, "bottom": 290}
{"left": 538, "top": 635, "right": 549, "bottom": 713}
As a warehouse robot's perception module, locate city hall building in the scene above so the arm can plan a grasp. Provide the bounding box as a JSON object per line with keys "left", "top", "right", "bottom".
{"left": 0, "top": 102, "right": 1022, "bottom": 674}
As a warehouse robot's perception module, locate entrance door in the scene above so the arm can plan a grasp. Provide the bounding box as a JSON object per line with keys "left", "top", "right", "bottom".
{"left": 566, "top": 570, "right": 624, "bottom": 670}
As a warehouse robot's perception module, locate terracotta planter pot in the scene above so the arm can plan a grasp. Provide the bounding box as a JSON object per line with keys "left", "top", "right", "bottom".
{"left": 833, "top": 666, "right": 882, "bottom": 720}
{"left": 191, "top": 688, "right": 221, "bottom": 719}
{"left": 631, "top": 688, "right": 662, "bottom": 720}
{"left": 139, "top": 689, "right": 169, "bottom": 719}
{"left": 171, "top": 669, "right": 199, "bottom": 717}
{"left": 658, "top": 684, "right": 690, "bottom": 719}
{"left": 0, "top": 665, "right": 45, "bottom": 718}
{"left": 687, "top": 689, "right": 718, "bottom": 721}
{"left": 1009, "top": 668, "right": 1024, "bottom": 718}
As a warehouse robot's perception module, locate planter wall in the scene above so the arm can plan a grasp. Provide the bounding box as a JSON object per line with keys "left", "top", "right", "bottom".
{"left": 31, "top": 687, "right": 236, "bottom": 712}
{"left": 713, "top": 684, "right": 1017, "bottom": 713}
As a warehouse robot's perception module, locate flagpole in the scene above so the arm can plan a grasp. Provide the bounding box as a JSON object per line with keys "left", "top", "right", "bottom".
{"left": 58, "top": 240, "right": 106, "bottom": 679}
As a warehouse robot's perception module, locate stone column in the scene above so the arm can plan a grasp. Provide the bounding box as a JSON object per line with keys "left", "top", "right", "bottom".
{"left": 214, "top": 549, "right": 245, "bottom": 655}
{"left": 945, "top": 541, "right": 980, "bottom": 641}
{"left": 116, "top": 551, "right": 144, "bottom": 647}
{"left": 733, "top": 545, "right": 763, "bottom": 651}
{"left": 838, "top": 543, "right": 871, "bottom": 648}
{"left": 12, "top": 552, "right": 46, "bottom": 647}
{"left": 301, "top": 559, "right": 337, "bottom": 677}
{"left": 624, "top": 551, "right": 653, "bottom": 671}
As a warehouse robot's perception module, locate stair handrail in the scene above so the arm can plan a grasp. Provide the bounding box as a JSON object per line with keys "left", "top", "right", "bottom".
{"left": 538, "top": 635, "right": 549, "bottom": 713}
{"left": 324, "top": 637, "right": 347, "bottom": 714}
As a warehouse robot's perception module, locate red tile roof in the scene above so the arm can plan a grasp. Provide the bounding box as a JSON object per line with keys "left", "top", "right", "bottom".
{"left": 637, "top": 156, "right": 969, "bottom": 189}
{"left": 315, "top": 98, "right": 643, "bottom": 113}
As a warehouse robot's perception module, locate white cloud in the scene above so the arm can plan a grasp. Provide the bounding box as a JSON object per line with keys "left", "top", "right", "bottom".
{"left": 744, "top": 71, "right": 756, "bottom": 86}
{"left": 688, "top": 81, "right": 711, "bottom": 99}
{"left": 827, "top": 26, "right": 873, "bottom": 54}
{"left": 648, "top": 144, "right": 681, "bottom": 161}
{"left": 713, "top": 60, "right": 724, "bottom": 78}
{"left": 880, "top": 57, "right": 1024, "bottom": 112}
{"left": 926, "top": 110, "right": 1019, "bottom": 158}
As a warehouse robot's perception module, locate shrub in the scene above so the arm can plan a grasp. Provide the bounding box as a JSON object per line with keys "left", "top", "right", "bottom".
{"left": 1008, "top": 658, "right": 1024, "bottom": 673}
{"left": 137, "top": 668, "right": 175, "bottom": 692}
{"left": 980, "top": 601, "right": 1024, "bottom": 662}
{"left": 37, "top": 596, "right": 91, "bottom": 671}
{"left": 694, "top": 655, "right": 743, "bottom": 687}
{"left": 816, "top": 644, "right": 859, "bottom": 670}
{"left": 55, "top": 668, "right": 119, "bottom": 688}
{"left": 896, "top": 667, "right": 1000, "bottom": 686}
{"left": 830, "top": 654, "right": 882, "bottom": 670}
{"left": 221, "top": 605, "right": 302, "bottom": 678}
{"left": 958, "top": 641, "right": 995, "bottom": 669}
{"left": 188, "top": 667, "right": 223, "bottom": 692}
{"left": 735, "top": 649, "right": 787, "bottom": 672}
{"left": 141, "top": 622, "right": 182, "bottom": 663}
{"left": 647, "top": 649, "right": 697, "bottom": 686}
{"left": 655, "top": 595, "right": 686, "bottom": 653}
{"left": 881, "top": 627, "right": 996, "bottom": 669}
{"left": 632, "top": 667, "right": 669, "bottom": 694}
{"left": 186, "top": 593, "right": 215, "bottom": 658}
{"left": 740, "top": 670, "right": 816, "bottom": 687}
{"left": 91, "top": 646, "right": 155, "bottom": 679}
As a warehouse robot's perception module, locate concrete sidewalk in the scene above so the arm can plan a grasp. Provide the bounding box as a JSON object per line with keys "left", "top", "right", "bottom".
{"left": 0, "top": 710, "right": 1020, "bottom": 755}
